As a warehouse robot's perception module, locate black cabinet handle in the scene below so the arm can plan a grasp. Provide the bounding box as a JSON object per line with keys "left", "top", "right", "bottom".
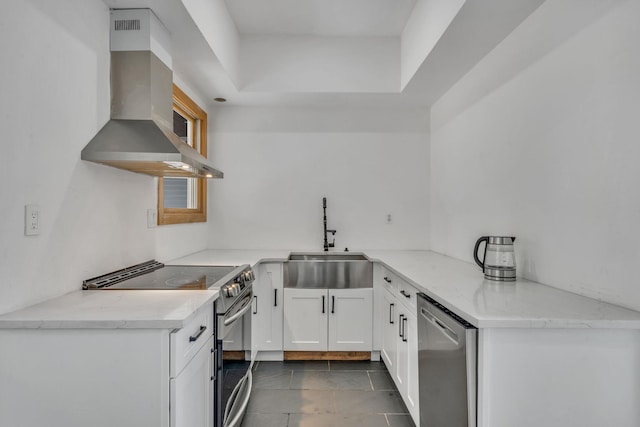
{"left": 398, "top": 314, "right": 404, "bottom": 338}
{"left": 189, "top": 325, "right": 207, "bottom": 342}
{"left": 383, "top": 277, "right": 392, "bottom": 283}
{"left": 253, "top": 296, "right": 257, "bottom": 314}
{"left": 402, "top": 317, "right": 408, "bottom": 342}
{"left": 274, "top": 289, "right": 278, "bottom": 307}
{"left": 389, "top": 303, "right": 395, "bottom": 324}
{"left": 400, "top": 290, "right": 411, "bottom": 299}
{"left": 210, "top": 348, "right": 216, "bottom": 381}
{"left": 322, "top": 295, "right": 325, "bottom": 314}
{"left": 331, "top": 295, "right": 335, "bottom": 314}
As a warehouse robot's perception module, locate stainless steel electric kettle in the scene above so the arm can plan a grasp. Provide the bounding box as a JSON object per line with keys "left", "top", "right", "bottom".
{"left": 473, "top": 236, "right": 516, "bottom": 281}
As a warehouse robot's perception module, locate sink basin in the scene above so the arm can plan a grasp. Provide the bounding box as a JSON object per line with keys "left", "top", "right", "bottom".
{"left": 284, "top": 253, "right": 372, "bottom": 289}
{"left": 288, "top": 252, "right": 369, "bottom": 261}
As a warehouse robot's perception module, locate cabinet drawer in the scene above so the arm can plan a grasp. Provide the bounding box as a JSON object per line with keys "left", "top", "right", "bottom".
{"left": 397, "top": 280, "right": 418, "bottom": 311}
{"left": 380, "top": 269, "right": 399, "bottom": 295}
{"left": 171, "top": 305, "right": 214, "bottom": 377}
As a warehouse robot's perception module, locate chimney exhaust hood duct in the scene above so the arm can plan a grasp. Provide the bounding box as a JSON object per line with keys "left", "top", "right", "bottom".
{"left": 82, "top": 9, "right": 223, "bottom": 179}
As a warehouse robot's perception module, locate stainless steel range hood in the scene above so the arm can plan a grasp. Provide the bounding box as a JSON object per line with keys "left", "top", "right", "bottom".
{"left": 82, "top": 9, "right": 223, "bottom": 179}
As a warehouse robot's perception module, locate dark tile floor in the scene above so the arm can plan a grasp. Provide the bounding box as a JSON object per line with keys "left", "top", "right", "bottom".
{"left": 240, "top": 360, "right": 415, "bottom": 427}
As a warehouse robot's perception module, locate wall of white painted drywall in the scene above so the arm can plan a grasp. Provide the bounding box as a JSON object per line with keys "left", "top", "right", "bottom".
{"left": 181, "top": 0, "right": 240, "bottom": 86}
{"left": 430, "top": 0, "right": 640, "bottom": 310}
{"left": 207, "top": 107, "right": 430, "bottom": 251}
{"left": 240, "top": 35, "right": 399, "bottom": 93}
{"left": 400, "top": 0, "right": 465, "bottom": 89}
{"left": 0, "top": 0, "right": 209, "bottom": 314}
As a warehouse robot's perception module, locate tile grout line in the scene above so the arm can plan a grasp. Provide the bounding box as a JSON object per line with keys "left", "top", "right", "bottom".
{"left": 367, "top": 371, "right": 375, "bottom": 391}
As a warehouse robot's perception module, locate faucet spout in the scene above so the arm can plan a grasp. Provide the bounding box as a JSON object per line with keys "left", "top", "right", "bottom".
{"left": 323, "top": 198, "right": 337, "bottom": 252}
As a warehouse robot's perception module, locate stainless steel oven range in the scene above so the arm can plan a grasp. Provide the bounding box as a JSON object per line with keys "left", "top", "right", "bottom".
{"left": 83, "top": 260, "right": 255, "bottom": 427}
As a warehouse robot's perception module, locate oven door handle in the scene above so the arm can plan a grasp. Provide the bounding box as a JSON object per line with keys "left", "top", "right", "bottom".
{"left": 224, "top": 295, "right": 253, "bottom": 326}
{"left": 224, "top": 370, "right": 253, "bottom": 427}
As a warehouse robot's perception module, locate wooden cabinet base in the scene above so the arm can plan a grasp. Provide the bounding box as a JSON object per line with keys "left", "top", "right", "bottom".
{"left": 284, "top": 351, "right": 370, "bottom": 361}
{"left": 223, "top": 351, "right": 246, "bottom": 361}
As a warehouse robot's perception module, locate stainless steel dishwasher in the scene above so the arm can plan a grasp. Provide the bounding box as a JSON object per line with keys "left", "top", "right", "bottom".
{"left": 417, "top": 293, "right": 477, "bottom": 427}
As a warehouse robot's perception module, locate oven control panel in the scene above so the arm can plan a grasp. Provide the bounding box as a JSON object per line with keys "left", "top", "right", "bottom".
{"left": 221, "top": 269, "right": 255, "bottom": 298}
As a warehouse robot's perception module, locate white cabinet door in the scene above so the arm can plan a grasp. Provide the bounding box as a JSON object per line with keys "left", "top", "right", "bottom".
{"left": 283, "top": 288, "right": 328, "bottom": 351}
{"left": 170, "top": 335, "right": 214, "bottom": 427}
{"left": 404, "top": 310, "right": 420, "bottom": 423}
{"left": 395, "top": 309, "right": 408, "bottom": 395}
{"left": 393, "top": 304, "right": 420, "bottom": 425}
{"left": 328, "top": 288, "right": 373, "bottom": 351}
{"left": 372, "top": 263, "right": 384, "bottom": 351}
{"left": 381, "top": 288, "right": 398, "bottom": 373}
{"left": 252, "top": 263, "right": 284, "bottom": 351}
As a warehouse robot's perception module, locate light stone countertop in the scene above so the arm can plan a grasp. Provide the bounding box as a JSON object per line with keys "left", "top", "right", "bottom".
{"left": 0, "top": 290, "right": 218, "bottom": 329}
{"left": 3, "top": 248, "right": 639, "bottom": 330}
{"left": 169, "top": 249, "right": 292, "bottom": 267}
{"left": 171, "top": 249, "right": 640, "bottom": 329}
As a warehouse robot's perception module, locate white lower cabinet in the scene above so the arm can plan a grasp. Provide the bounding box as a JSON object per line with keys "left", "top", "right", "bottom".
{"left": 328, "top": 288, "right": 373, "bottom": 351}
{"left": 170, "top": 335, "right": 214, "bottom": 427}
{"left": 284, "top": 288, "right": 373, "bottom": 352}
{"left": 377, "top": 268, "right": 420, "bottom": 425}
{"left": 283, "top": 288, "right": 328, "bottom": 351}
{"left": 398, "top": 309, "right": 419, "bottom": 422}
{"left": 380, "top": 288, "right": 397, "bottom": 371}
{"left": 0, "top": 303, "right": 215, "bottom": 427}
{"left": 252, "top": 263, "right": 284, "bottom": 351}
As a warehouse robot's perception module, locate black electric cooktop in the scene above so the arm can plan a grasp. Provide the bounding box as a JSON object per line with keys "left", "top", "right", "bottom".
{"left": 83, "top": 261, "right": 239, "bottom": 290}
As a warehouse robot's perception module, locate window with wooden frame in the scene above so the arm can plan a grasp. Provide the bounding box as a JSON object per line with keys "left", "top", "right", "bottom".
{"left": 157, "top": 85, "right": 208, "bottom": 225}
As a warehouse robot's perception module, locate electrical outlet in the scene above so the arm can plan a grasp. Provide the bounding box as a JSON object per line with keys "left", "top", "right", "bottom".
{"left": 386, "top": 213, "right": 393, "bottom": 224}
{"left": 147, "top": 208, "right": 157, "bottom": 228}
{"left": 25, "top": 204, "right": 41, "bottom": 236}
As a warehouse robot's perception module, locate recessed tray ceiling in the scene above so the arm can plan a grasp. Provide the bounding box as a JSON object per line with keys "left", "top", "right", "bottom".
{"left": 223, "top": 0, "right": 418, "bottom": 36}
{"left": 103, "top": 0, "right": 547, "bottom": 107}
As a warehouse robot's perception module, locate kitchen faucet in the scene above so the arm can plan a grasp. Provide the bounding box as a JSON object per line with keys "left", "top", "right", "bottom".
{"left": 323, "top": 197, "right": 336, "bottom": 252}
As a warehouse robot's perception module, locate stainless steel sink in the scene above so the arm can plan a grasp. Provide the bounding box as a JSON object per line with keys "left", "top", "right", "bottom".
{"left": 284, "top": 252, "right": 373, "bottom": 289}
{"left": 288, "top": 252, "right": 369, "bottom": 261}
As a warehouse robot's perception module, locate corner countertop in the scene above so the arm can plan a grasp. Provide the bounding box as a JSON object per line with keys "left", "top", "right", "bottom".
{"left": 169, "top": 249, "right": 291, "bottom": 267}
{"left": 0, "top": 290, "right": 218, "bottom": 329}
{"left": 171, "top": 249, "right": 640, "bottom": 329}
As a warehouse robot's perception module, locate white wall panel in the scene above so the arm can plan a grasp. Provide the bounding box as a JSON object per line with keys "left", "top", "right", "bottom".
{"left": 0, "top": 0, "right": 209, "bottom": 314}
{"left": 430, "top": 0, "right": 640, "bottom": 310}
{"left": 208, "top": 107, "right": 430, "bottom": 251}
{"left": 240, "top": 35, "right": 400, "bottom": 93}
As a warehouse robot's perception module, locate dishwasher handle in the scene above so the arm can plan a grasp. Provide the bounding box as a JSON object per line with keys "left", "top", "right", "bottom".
{"left": 421, "top": 306, "right": 459, "bottom": 344}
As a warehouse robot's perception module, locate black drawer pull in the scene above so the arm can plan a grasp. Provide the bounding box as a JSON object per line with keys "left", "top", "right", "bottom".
{"left": 383, "top": 277, "right": 392, "bottom": 283}
{"left": 402, "top": 317, "right": 408, "bottom": 342}
{"left": 274, "top": 289, "right": 278, "bottom": 307}
{"left": 389, "top": 303, "right": 395, "bottom": 324}
{"left": 189, "top": 325, "right": 207, "bottom": 342}
{"left": 400, "top": 290, "right": 411, "bottom": 299}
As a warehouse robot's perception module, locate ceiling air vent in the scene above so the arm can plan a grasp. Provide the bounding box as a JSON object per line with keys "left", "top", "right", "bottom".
{"left": 114, "top": 19, "right": 140, "bottom": 31}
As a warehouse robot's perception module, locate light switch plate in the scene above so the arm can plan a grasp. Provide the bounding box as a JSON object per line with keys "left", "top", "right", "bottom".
{"left": 147, "top": 208, "right": 157, "bottom": 228}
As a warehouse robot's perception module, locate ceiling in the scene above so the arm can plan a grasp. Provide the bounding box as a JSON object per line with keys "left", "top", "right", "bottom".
{"left": 223, "top": 0, "right": 417, "bottom": 36}
{"left": 102, "top": 0, "right": 546, "bottom": 109}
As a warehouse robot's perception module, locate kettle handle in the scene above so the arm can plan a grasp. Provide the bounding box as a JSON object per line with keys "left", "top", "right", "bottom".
{"left": 473, "top": 236, "right": 489, "bottom": 270}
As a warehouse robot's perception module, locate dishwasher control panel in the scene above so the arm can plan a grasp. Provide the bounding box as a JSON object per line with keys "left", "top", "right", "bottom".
{"left": 417, "top": 293, "right": 475, "bottom": 329}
